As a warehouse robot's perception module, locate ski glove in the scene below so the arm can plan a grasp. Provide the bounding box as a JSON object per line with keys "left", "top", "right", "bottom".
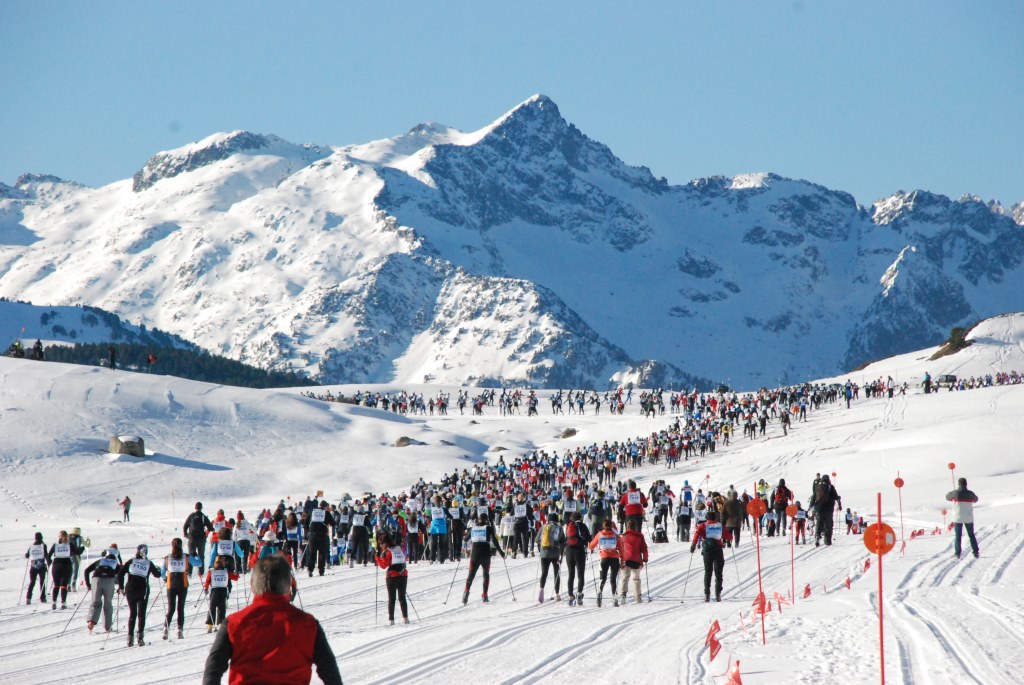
{"left": 690, "top": 545, "right": 696, "bottom": 554}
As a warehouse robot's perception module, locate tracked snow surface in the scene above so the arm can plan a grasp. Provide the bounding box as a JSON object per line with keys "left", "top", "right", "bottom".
{"left": 1, "top": 313, "right": 1023, "bottom": 684}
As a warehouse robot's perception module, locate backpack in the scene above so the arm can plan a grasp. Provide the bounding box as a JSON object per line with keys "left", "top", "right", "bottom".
{"left": 653, "top": 527, "right": 668, "bottom": 543}
{"left": 566, "top": 521, "right": 580, "bottom": 546}
{"left": 187, "top": 513, "right": 207, "bottom": 539}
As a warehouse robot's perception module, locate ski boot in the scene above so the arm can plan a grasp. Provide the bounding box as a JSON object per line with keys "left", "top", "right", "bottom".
{"left": 138, "top": 634, "right": 146, "bottom": 647}
{"left": 127, "top": 634, "right": 135, "bottom": 647}
{"left": 482, "top": 594, "right": 489, "bottom": 603}
{"left": 704, "top": 593, "right": 711, "bottom": 603}
{"left": 538, "top": 589, "right": 544, "bottom": 604}
{"left": 568, "top": 596, "right": 576, "bottom": 607}
{"left": 163, "top": 627, "right": 169, "bottom": 641}
{"left": 715, "top": 592, "right": 722, "bottom": 602}
{"left": 577, "top": 593, "right": 583, "bottom": 606}
{"left": 554, "top": 592, "right": 561, "bottom": 602}
{"left": 462, "top": 590, "right": 469, "bottom": 606}
{"left": 596, "top": 592, "right": 602, "bottom": 607}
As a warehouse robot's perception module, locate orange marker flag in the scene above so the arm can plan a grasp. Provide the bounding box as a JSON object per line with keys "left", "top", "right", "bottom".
{"left": 726, "top": 660, "right": 744, "bottom": 685}
{"left": 864, "top": 558, "right": 871, "bottom": 573}
{"left": 708, "top": 635, "right": 722, "bottom": 662}
{"left": 803, "top": 584, "right": 812, "bottom": 599}
{"left": 844, "top": 576, "right": 852, "bottom": 590}
{"left": 705, "top": 619, "right": 721, "bottom": 647}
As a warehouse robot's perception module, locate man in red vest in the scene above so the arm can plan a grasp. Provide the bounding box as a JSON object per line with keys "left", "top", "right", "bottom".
{"left": 202, "top": 554, "right": 342, "bottom": 684}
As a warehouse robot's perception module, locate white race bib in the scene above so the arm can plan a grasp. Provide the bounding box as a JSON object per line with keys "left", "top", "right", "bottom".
{"left": 449, "top": 507, "right": 461, "bottom": 519}
{"left": 660, "top": 496, "right": 670, "bottom": 506}
{"left": 431, "top": 508, "right": 445, "bottom": 521}
{"left": 54, "top": 543, "right": 71, "bottom": 559}
{"left": 470, "top": 526, "right": 488, "bottom": 543}
{"left": 407, "top": 520, "right": 419, "bottom": 533}
{"left": 680, "top": 506, "right": 691, "bottom": 516}
{"left": 564, "top": 501, "right": 577, "bottom": 513}
{"left": 477, "top": 506, "right": 489, "bottom": 518}
{"left": 627, "top": 492, "right": 641, "bottom": 505}
{"left": 217, "top": 540, "right": 234, "bottom": 556}
{"left": 29, "top": 544, "right": 45, "bottom": 561}
{"left": 706, "top": 523, "right": 723, "bottom": 541}
{"left": 213, "top": 520, "right": 226, "bottom": 532}
{"left": 311, "top": 509, "right": 326, "bottom": 523}
{"left": 129, "top": 559, "right": 150, "bottom": 577}
{"left": 599, "top": 535, "right": 617, "bottom": 551}
{"left": 390, "top": 547, "right": 406, "bottom": 565}
{"left": 514, "top": 504, "right": 527, "bottom": 518}
{"left": 210, "top": 569, "right": 229, "bottom": 588}
{"left": 353, "top": 514, "right": 366, "bottom": 527}
{"left": 167, "top": 558, "right": 187, "bottom": 573}
{"left": 795, "top": 511, "right": 807, "bottom": 521}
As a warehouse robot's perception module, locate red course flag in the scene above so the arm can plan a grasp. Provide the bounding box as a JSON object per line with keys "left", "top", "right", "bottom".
{"left": 773, "top": 591, "right": 789, "bottom": 606}
{"left": 705, "top": 619, "right": 721, "bottom": 647}
{"left": 864, "top": 558, "right": 871, "bottom": 572}
{"left": 708, "top": 635, "right": 722, "bottom": 662}
{"left": 738, "top": 611, "right": 748, "bottom": 634}
{"left": 803, "top": 584, "right": 812, "bottom": 599}
{"left": 726, "top": 660, "right": 744, "bottom": 685}
{"left": 844, "top": 576, "right": 852, "bottom": 590}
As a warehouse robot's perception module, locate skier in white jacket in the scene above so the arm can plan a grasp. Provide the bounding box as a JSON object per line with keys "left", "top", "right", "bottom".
{"left": 945, "top": 477, "right": 980, "bottom": 559}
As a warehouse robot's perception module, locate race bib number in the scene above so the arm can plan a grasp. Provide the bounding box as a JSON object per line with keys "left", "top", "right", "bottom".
{"left": 660, "top": 496, "right": 670, "bottom": 506}
{"left": 431, "top": 508, "right": 445, "bottom": 521}
{"left": 352, "top": 514, "right": 366, "bottom": 527}
{"left": 390, "top": 547, "right": 406, "bottom": 565}
{"left": 217, "top": 540, "right": 234, "bottom": 556}
{"left": 340, "top": 513, "right": 351, "bottom": 524}
{"left": 627, "top": 492, "right": 641, "bottom": 505}
{"left": 477, "top": 505, "right": 489, "bottom": 517}
{"left": 449, "top": 507, "right": 461, "bottom": 519}
{"left": 29, "top": 544, "right": 45, "bottom": 561}
{"left": 311, "top": 509, "right": 326, "bottom": 523}
{"left": 213, "top": 520, "right": 226, "bottom": 532}
{"left": 470, "top": 526, "right": 488, "bottom": 543}
{"left": 54, "top": 543, "right": 71, "bottom": 559}
{"left": 657, "top": 486, "right": 666, "bottom": 495}
{"left": 129, "top": 559, "right": 150, "bottom": 577}
{"left": 680, "top": 506, "right": 691, "bottom": 516}
{"left": 706, "top": 523, "right": 724, "bottom": 541}
{"left": 795, "top": 511, "right": 807, "bottom": 520}
{"left": 99, "top": 557, "right": 118, "bottom": 570}
{"left": 599, "top": 535, "right": 617, "bottom": 551}
{"left": 564, "top": 501, "right": 577, "bottom": 513}
{"left": 765, "top": 512, "right": 776, "bottom": 521}
{"left": 408, "top": 520, "right": 419, "bottom": 532}
{"left": 515, "top": 504, "right": 527, "bottom": 518}
{"left": 211, "top": 570, "right": 229, "bottom": 588}
{"left": 167, "top": 558, "right": 187, "bottom": 573}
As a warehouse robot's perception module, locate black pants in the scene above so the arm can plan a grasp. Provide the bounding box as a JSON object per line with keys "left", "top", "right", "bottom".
{"left": 464, "top": 552, "right": 492, "bottom": 596}
{"left": 306, "top": 534, "right": 329, "bottom": 575}
{"left": 51, "top": 560, "right": 72, "bottom": 603}
{"left": 702, "top": 546, "right": 724, "bottom": 597}
{"left": 188, "top": 538, "right": 207, "bottom": 576}
{"left": 564, "top": 547, "right": 586, "bottom": 596}
{"left": 351, "top": 530, "right": 369, "bottom": 565}
{"left": 598, "top": 558, "right": 620, "bottom": 593}
{"left": 953, "top": 523, "right": 979, "bottom": 557}
{"left": 408, "top": 534, "right": 422, "bottom": 563}
{"left": 126, "top": 592, "right": 148, "bottom": 636}
{"left": 430, "top": 533, "right": 448, "bottom": 563}
{"left": 27, "top": 564, "right": 47, "bottom": 601}
{"left": 237, "top": 541, "right": 251, "bottom": 573}
{"left": 514, "top": 524, "right": 530, "bottom": 557}
{"left": 677, "top": 517, "right": 690, "bottom": 541}
{"left": 165, "top": 587, "right": 187, "bottom": 630}
{"left": 816, "top": 510, "right": 834, "bottom": 545}
{"left": 385, "top": 575, "right": 408, "bottom": 621}
{"left": 775, "top": 508, "right": 788, "bottom": 534}
{"left": 207, "top": 587, "right": 228, "bottom": 626}
{"left": 727, "top": 526, "right": 740, "bottom": 546}
{"left": 287, "top": 540, "right": 300, "bottom": 567}
{"left": 539, "top": 558, "right": 561, "bottom": 592}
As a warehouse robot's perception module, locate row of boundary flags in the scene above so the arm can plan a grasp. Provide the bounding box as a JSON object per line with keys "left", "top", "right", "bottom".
{"left": 704, "top": 619, "right": 743, "bottom": 684}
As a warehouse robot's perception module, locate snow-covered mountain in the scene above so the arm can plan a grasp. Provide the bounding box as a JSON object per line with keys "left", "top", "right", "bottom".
{"left": 2, "top": 96, "right": 1022, "bottom": 388}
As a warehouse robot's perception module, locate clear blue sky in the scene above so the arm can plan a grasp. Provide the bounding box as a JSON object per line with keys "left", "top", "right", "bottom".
{"left": 2, "top": 1, "right": 1022, "bottom": 206}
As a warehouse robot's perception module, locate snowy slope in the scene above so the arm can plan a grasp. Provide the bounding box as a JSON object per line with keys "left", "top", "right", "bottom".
{"left": 2, "top": 97, "right": 1023, "bottom": 389}
{"left": 1, "top": 314, "right": 1023, "bottom": 684}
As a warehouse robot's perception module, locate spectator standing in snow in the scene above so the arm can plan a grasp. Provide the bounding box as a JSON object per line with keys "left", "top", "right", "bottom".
{"left": 945, "top": 477, "right": 980, "bottom": 559}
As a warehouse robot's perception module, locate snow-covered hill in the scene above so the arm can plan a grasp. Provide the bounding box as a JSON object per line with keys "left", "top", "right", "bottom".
{"left": 1, "top": 314, "right": 1022, "bottom": 684}
{"left": 2, "top": 96, "right": 1023, "bottom": 388}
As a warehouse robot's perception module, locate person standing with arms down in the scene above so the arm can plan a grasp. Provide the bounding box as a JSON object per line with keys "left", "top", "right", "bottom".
{"left": 462, "top": 514, "right": 505, "bottom": 605}
{"left": 691, "top": 510, "right": 732, "bottom": 602}
{"left": 375, "top": 531, "right": 410, "bottom": 625}
{"left": 946, "top": 477, "right": 980, "bottom": 559}
{"left": 203, "top": 554, "right": 342, "bottom": 685}
{"left": 184, "top": 502, "right": 214, "bottom": 578}
{"left": 619, "top": 519, "right": 649, "bottom": 605}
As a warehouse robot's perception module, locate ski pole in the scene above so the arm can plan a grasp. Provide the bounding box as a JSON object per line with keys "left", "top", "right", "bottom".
{"left": 731, "top": 544, "right": 741, "bottom": 584}
{"left": 188, "top": 591, "right": 208, "bottom": 632}
{"left": 18, "top": 560, "right": 30, "bottom": 605}
{"left": 680, "top": 548, "right": 696, "bottom": 603}
{"left": 588, "top": 552, "right": 600, "bottom": 600}
{"left": 407, "top": 592, "right": 422, "bottom": 623}
{"left": 59, "top": 586, "right": 93, "bottom": 637}
{"left": 442, "top": 556, "right": 462, "bottom": 605}
{"left": 500, "top": 554, "right": 516, "bottom": 601}
{"left": 102, "top": 593, "right": 124, "bottom": 650}
{"left": 374, "top": 560, "right": 379, "bottom": 625}
{"left": 644, "top": 558, "right": 652, "bottom": 602}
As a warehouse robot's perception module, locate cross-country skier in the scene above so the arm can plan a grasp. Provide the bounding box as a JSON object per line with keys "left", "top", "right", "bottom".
{"left": 588, "top": 519, "right": 623, "bottom": 606}
{"left": 375, "top": 531, "right": 409, "bottom": 624}
{"left": 691, "top": 510, "right": 731, "bottom": 602}
{"left": 537, "top": 513, "right": 566, "bottom": 602}
{"left": 462, "top": 514, "right": 505, "bottom": 605}
{"left": 619, "top": 519, "right": 648, "bottom": 605}
{"left": 48, "top": 530, "right": 84, "bottom": 609}
{"left": 946, "top": 477, "right": 980, "bottom": 559}
{"left": 84, "top": 549, "right": 120, "bottom": 633}
{"left": 117, "top": 544, "right": 161, "bottom": 646}
{"left": 563, "top": 512, "right": 592, "bottom": 606}
{"left": 24, "top": 532, "right": 50, "bottom": 604}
